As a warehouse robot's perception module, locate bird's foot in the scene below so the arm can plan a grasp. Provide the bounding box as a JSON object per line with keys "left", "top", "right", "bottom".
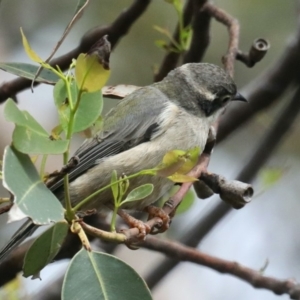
{"left": 118, "top": 209, "right": 151, "bottom": 239}
{"left": 144, "top": 206, "right": 171, "bottom": 234}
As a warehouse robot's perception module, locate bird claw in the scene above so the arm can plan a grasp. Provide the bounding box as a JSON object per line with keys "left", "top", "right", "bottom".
{"left": 145, "top": 206, "right": 171, "bottom": 234}
{"left": 118, "top": 209, "right": 151, "bottom": 239}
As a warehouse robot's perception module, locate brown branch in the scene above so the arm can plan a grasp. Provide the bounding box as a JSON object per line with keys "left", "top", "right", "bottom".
{"left": 145, "top": 82, "right": 300, "bottom": 290}
{"left": 203, "top": 2, "right": 240, "bottom": 77}
{"left": 141, "top": 236, "right": 300, "bottom": 299}
{"left": 0, "top": 0, "right": 151, "bottom": 103}
{"left": 218, "top": 16, "right": 300, "bottom": 142}
{"left": 154, "top": 0, "right": 208, "bottom": 82}
{"left": 183, "top": 4, "right": 211, "bottom": 63}
{"left": 166, "top": 153, "right": 211, "bottom": 213}
{"left": 199, "top": 172, "right": 253, "bottom": 209}
{"left": 163, "top": 125, "right": 216, "bottom": 215}
{"left": 236, "top": 38, "right": 270, "bottom": 68}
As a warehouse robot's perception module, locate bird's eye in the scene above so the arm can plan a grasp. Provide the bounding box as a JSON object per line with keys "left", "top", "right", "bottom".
{"left": 220, "top": 95, "right": 231, "bottom": 104}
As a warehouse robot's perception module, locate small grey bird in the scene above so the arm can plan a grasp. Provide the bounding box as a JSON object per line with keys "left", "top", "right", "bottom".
{"left": 0, "top": 63, "right": 246, "bottom": 261}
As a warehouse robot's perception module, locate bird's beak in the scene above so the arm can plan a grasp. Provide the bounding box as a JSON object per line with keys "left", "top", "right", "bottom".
{"left": 232, "top": 92, "right": 247, "bottom": 102}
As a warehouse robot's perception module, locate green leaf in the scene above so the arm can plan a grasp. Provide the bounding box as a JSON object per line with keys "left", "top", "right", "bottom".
{"left": 176, "top": 190, "right": 195, "bottom": 214}
{"left": 0, "top": 63, "right": 59, "bottom": 84}
{"left": 75, "top": 91, "right": 103, "bottom": 133}
{"left": 168, "top": 173, "right": 198, "bottom": 183}
{"left": 53, "top": 79, "right": 103, "bottom": 134}
{"left": 121, "top": 184, "right": 154, "bottom": 205}
{"left": 23, "top": 222, "right": 69, "bottom": 278}
{"left": 157, "top": 147, "right": 200, "bottom": 177}
{"left": 110, "top": 170, "right": 119, "bottom": 204}
{"left": 75, "top": 53, "right": 110, "bottom": 92}
{"left": 4, "top": 99, "right": 69, "bottom": 154}
{"left": 173, "top": 0, "right": 183, "bottom": 13}
{"left": 12, "top": 125, "right": 68, "bottom": 155}
{"left": 259, "top": 168, "right": 284, "bottom": 189}
{"left": 20, "top": 28, "right": 43, "bottom": 63}
{"left": 62, "top": 249, "right": 152, "bottom": 300}
{"left": 153, "top": 25, "right": 171, "bottom": 36}
{"left": 154, "top": 40, "right": 168, "bottom": 50}
{"left": 2, "top": 146, "right": 64, "bottom": 224}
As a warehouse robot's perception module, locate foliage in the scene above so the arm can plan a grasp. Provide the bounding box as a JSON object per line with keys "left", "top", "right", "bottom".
{"left": 154, "top": 0, "right": 192, "bottom": 53}
{"left": 0, "top": 18, "right": 200, "bottom": 300}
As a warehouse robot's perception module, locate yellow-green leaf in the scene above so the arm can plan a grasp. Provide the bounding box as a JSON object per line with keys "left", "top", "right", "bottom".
{"left": 157, "top": 147, "right": 200, "bottom": 177}
{"left": 121, "top": 184, "right": 154, "bottom": 205}
{"left": 177, "top": 147, "right": 200, "bottom": 174}
{"left": 259, "top": 168, "right": 284, "bottom": 189}
{"left": 20, "top": 28, "right": 43, "bottom": 63}
{"left": 168, "top": 173, "right": 198, "bottom": 183}
{"left": 75, "top": 53, "right": 110, "bottom": 92}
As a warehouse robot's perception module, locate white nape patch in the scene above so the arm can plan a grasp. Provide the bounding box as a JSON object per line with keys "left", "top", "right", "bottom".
{"left": 7, "top": 204, "right": 28, "bottom": 223}
{"left": 179, "top": 64, "right": 216, "bottom": 101}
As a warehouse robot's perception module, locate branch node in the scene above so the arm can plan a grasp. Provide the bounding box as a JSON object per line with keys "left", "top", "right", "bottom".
{"left": 236, "top": 38, "right": 270, "bottom": 67}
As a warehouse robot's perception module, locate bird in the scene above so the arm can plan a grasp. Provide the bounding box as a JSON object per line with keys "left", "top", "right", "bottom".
{"left": 0, "top": 62, "right": 246, "bottom": 262}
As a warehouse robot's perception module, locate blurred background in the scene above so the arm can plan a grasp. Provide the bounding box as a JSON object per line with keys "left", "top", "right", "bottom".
{"left": 0, "top": 0, "right": 299, "bottom": 299}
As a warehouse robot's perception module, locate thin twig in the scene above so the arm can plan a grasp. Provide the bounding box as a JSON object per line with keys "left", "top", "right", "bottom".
{"left": 141, "top": 236, "right": 300, "bottom": 299}
{"left": 0, "top": 0, "right": 151, "bottom": 103}
{"left": 218, "top": 16, "right": 300, "bottom": 142}
{"left": 154, "top": 0, "right": 208, "bottom": 82}
{"left": 32, "top": 0, "right": 90, "bottom": 90}
{"left": 203, "top": 2, "right": 239, "bottom": 77}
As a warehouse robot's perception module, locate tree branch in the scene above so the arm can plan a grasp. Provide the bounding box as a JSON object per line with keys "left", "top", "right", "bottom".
{"left": 218, "top": 15, "right": 300, "bottom": 142}
{"left": 154, "top": 0, "right": 208, "bottom": 82}
{"left": 141, "top": 236, "right": 300, "bottom": 299}
{"left": 203, "top": 2, "right": 239, "bottom": 77}
{"left": 0, "top": 0, "right": 151, "bottom": 103}
{"left": 145, "top": 84, "right": 300, "bottom": 289}
{"left": 183, "top": 7, "right": 211, "bottom": 64}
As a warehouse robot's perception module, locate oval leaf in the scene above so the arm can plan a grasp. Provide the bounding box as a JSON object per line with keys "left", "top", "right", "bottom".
{"left": 4, "top": 99, "right": 68, "bottom": 154}
{"left": 168, "top": 173, "right": 198, "bottom": 183}
{"left": 75, "top": 53, "right": 110, "bottom": 92}
{"left": 121, "top": 184, "right": 154, "bottom": 205}
{"left": 53, "top": 80, "right": 103, "bottom": 134}
{"left": 157, "top": 147, "right": 200, "bottom": 177}
{"left": 3, "top": 146, "right": 64, "bottom": 225}
{"left": 23, "top": 222, "right": 69, "bottom": 278}
{"left": 0, "top": 62, "right": 59, "bottom": 84}
{"left": 62, "top": 249, "right": 152, "bottom": 300}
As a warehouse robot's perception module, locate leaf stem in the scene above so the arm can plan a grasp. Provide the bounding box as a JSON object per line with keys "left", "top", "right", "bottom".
{"left": 62, "top": 76, "right": 77, "bottom": 220}
{"left": 72, "top": 171, "right": 145, "bottom": 213}
{"left": 110, "top": 207, "right": 118, "bottom": 232}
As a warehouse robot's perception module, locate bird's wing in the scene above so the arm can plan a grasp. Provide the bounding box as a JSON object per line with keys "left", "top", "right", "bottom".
{"left": 50, "top": 86, "right": 168, "bottom": 192}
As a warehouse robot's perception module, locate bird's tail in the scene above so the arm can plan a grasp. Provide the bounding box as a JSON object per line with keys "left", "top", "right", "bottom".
{"left": 0, "top": 219, "right": 38, "bottom": 262}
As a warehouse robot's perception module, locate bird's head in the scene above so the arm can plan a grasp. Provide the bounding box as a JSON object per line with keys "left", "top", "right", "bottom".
{"left": 160, "top": 63, "right": 246, "bottom": 120}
